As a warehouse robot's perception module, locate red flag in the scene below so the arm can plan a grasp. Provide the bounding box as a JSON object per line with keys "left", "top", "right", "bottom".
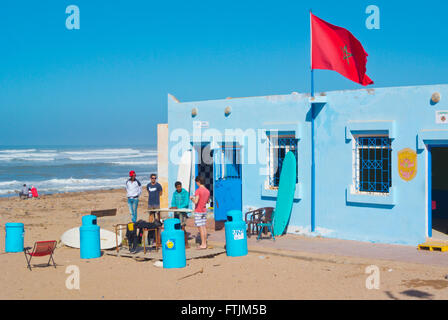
{"left": 311, "top": 12, "right": 373, "bottom": 86}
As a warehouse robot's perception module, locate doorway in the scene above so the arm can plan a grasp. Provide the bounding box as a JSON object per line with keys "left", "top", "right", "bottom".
{"left": 194, "top": 144, "right": 214, "bottom": 207}
{"left": 193, "top": 143, "right": 242, "bottom": 230}
{"left": 430, "top": 146, "right": 448, "bottom": 240}
{"left": 213, "top": 144, "right": 242, "bottom": 225}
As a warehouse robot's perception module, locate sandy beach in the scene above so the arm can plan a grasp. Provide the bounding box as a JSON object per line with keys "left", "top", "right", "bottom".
{"left": 1, "top": 189, "right": 448, "bottom": 300}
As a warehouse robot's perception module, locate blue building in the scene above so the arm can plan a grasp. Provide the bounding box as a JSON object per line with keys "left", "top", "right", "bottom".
{"left": 166, "top": 84, "right": 448, "bottom": 246}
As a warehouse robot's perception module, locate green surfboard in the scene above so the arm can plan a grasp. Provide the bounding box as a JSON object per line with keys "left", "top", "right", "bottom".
{"left": 273, "top": 151, "right": 297, "bottom": 236}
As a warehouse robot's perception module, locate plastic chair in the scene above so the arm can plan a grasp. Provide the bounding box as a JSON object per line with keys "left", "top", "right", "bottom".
{"left": 257, "top": 208, "right": 275, "bottom": 241}
{"left": 24, "top": 240, "right": 57, "bottom": 271}
{"left": 245, "top": 208, "right": 264, "bottom": 237}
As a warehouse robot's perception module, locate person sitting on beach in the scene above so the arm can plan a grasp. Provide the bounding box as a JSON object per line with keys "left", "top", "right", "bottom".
{"left": 146, "top": 173, "right": 163, "bottom": 221}
{"left": 126, "top": 170, "right": 142, "bottom": 223}
{"left": 19, "top": 184, "right": 28, "bottom": 199}
{"left": 190, "top": 175, "right": 210, "bottom": 250}
{"left": 28, "top": 187, "right": 33, "bottom": 198}
{"left": 169, "top": 181, "right": 190, "bottom": 226}
{"left": 30, "top": 185, "right": 39, "bottom": 198}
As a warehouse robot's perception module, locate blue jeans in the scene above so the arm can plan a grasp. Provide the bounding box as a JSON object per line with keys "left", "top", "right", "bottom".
{"left": 127, "top": 198, "right": 139, "bottom": 222}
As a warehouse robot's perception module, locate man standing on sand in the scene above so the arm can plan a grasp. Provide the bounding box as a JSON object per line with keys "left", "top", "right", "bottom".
{"left": 147, "top": 173, "right": 163, "bottom": 221}
{"left": 126, "top": 170, "right": 142, "bottom": 223}
{"left": 169, "top": 181, "right": 190, "bottom": 224}
{"left": 190, "top": 175, "right": 210, "bottom": 250}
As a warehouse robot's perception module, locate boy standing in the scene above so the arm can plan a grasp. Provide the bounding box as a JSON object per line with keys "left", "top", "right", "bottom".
{"left": 126, "top": 170, "right": 142, "bottom": 222}
{"left": 190, "top": 176, "right": 210, "bottom": 249}
{"left": 147, "top": 173, "right": 163, "bottom": 221}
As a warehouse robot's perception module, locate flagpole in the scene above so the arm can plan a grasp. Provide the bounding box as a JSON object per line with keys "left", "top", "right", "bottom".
{"left": 310, "top": 9, "right": 314, "bottom": 98}
{"left": 310, "top": 9, "right": 316, "bottom": 233}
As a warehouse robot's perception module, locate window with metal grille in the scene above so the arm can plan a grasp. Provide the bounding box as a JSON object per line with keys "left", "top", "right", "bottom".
{"left": 354, "top": 136, "right": 392, "bottom": 194}
{"left": 267, "top": 132, "right": 298, "bottom": 188}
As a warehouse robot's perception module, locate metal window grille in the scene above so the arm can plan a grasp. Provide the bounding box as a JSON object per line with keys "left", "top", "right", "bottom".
{"left": 267, "top": 135, "right": 298, "bottom": 187}
{"left": 354, "top": 136, "right": 392, "bottom": 193}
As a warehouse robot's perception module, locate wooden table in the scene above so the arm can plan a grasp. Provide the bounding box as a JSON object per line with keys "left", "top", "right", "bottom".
{"left": 147, "top": 208, "right": 193, "bottom": 222}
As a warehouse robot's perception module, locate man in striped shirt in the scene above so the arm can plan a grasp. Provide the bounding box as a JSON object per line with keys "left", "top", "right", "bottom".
{"left": 190, "top": 176, "right": 210, "bottom": 250}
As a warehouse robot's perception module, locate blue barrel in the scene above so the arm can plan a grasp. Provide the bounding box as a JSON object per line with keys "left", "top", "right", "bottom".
{"left": 161, "top": 218, "right": 186, "bottom": 268}
{"left": 79, "top": 215, "right": 101, "bottom": 259}
{"left": 224, "top": 210, "right": 248, "bottom": 257}
{"left": 5, "top": 222, "right": 24, "bottom": 253}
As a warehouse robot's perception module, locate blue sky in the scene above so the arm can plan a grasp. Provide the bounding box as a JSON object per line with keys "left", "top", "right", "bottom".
{"left": 0, "top": 0, "right": 447, "bottom": 146}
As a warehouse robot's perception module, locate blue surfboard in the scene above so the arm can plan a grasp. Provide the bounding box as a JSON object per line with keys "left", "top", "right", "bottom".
{"left": 273, "top": 151, "right": 297, "bottom": 236}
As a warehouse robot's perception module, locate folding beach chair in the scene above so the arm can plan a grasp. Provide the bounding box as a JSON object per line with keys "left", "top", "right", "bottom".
{"left": 24, "top": 240, "right": 57, "bottom": 271}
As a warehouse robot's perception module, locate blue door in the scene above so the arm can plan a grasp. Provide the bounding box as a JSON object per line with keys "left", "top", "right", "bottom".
{"left": 213, "top": 145, "right": 242, "bottom": 221}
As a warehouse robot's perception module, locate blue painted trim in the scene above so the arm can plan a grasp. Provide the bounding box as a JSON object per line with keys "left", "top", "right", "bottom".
{"left": 193, "top": 147, "right": 199, "bottom": 192}
{"left": 417, "top": 130, "right": 448, "bottom": 150}
{"left": 261, "top": 183, "right": 302, "bottom": 200}
{"left": 346, "top": 187, "right": 396, "bottom": 206}
{"left": 345, "top": 121, "right": 396, "bottom": 141}
{"left": 260, "top": 123, "right": 302, "bottom": 140}
{"left": 425, "top": 143, "right": 448, "bottom": 237}
{"left": 428, "top": 145, "right": 432, "bottom": 238}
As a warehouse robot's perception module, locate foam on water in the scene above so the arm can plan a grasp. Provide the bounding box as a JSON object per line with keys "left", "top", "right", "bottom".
{"left": 62, "top": 148, "right": 141, "bottom": 155}
{"left": 0, "top": 149, "right": 37, "bottom": 153}
{"left": 0, "top": 146, "right": 157, "bottom": 196}
{"left": 110, "top": 160, "right": 157, "bottom": 166}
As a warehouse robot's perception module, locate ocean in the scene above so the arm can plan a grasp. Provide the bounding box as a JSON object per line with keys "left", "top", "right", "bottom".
{"left": 0, "top": 146, "right": 158, "bottom": 197}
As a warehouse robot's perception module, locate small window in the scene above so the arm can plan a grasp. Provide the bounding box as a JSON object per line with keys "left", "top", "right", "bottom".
{"left": 267, "top": 131, "right": 298, "bottom": 188}
{"left": 354, "top": 136, "right": 392, "bottom": 194}
{"left": 214, "top": 143, "right": 241, "bottom": 180}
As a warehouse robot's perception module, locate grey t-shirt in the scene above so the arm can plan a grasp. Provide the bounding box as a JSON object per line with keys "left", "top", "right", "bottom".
{"left": 146, "top": 182, "right": 162, "bottom": 206}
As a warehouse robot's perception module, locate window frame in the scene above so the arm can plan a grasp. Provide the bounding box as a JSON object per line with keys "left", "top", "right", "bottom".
{"left": 352, "top": 133, "right": 392, "bottom": 196}
{"left": 266, "top": 131, "right": 298, "bottom": 189}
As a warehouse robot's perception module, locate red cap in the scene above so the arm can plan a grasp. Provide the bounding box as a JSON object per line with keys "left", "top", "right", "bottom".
{"left": 129, "top": 170, "right": 136, "bottom": 177}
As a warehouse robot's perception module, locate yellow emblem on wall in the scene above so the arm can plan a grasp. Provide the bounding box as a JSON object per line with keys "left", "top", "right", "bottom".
{"left": 398, "top": 148, "right": 417, "bottom": 181}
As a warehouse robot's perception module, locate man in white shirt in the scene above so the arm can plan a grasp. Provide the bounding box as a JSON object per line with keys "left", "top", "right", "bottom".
{"left": 126, "top": 170, "right": 142, "bottom": 222}
{"left": 19, "top": 184, "right": 28, "bottom": 199}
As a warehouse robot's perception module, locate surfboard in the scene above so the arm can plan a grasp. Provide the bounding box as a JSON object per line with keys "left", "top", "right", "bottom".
{"left": 273, "top": 151, "right": 297, "bottom": 237}
{"left": 177, "top": 150, "right": 193, "bottom": 193}
{"left": 60, "top": 227, "right": 122, "bottom": 250}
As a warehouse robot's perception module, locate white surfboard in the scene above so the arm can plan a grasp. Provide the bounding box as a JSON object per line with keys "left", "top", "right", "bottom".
{"left": 60, "top": 227, "right": 122, "bottom": 250}
{"left": 177, "top": 150, "right": 193, "bottom": 193}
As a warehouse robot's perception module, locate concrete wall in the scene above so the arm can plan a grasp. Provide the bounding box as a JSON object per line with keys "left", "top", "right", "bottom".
{"left": 157, "top": 123, "right": 169, "bottom": 208}
{"left": 167, "top": 84, "right": 448, "bottom": 246}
